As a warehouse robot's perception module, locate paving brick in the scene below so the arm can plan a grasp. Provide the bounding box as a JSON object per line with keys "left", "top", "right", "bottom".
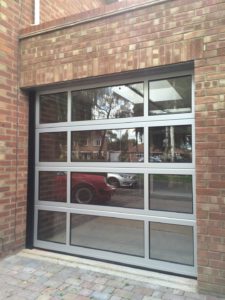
{"left": 91, "top": 291, "right": 111, "bottom": 300}
{"left": 0, "top": 253, "right": 223, "bottom": 300}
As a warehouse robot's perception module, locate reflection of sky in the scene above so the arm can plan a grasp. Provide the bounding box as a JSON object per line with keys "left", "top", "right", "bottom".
{"left": 109, "top": 129, "right": 142, "bottom": 143}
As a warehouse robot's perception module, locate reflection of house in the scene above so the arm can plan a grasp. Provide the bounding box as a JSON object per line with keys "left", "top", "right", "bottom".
{"left": 127, "top": 142, "right": 144, "bottom": 162}
{"left": 72, "top": 131, "right": 144, "bottom": 162}
{"left": 72, "top": 131, "right": 108, "bottom": 161}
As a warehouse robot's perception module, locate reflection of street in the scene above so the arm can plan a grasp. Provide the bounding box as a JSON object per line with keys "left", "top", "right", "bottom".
{"left": 150, "top": 180, "right": 192, "bottom": 213}
{"left": 150, "top": 193, "right": 192, "bottom": 213}
{"left": 150, "top": 223, "right": 193, "bottom": 265}
{"left": 107, "top": 187, "right": 144, "bottom": 209}
{"left": 70, "top": 215, "right": 144, "bottom": 257}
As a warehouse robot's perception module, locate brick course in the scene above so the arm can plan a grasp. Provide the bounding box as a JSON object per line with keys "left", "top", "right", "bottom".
{"left": 40, "top": 0, "right": 103, "bottom": 23}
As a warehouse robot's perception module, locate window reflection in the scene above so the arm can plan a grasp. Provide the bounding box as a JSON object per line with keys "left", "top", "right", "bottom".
{"left": 70, "top": 172, "right": 144, "bottom": 209}
{"left": 40, "top": 132, "right": 67, "bottom": 162}
{"left": 72, "top": 83, "right": 144, "bottom": 121}
{"left": 149, "top": 175, "right": 193, "bottom": 213}
{"left": 70, "top": 215, "right": 144, "bottom": 257}
{"left": 149, "top": 76, "right": 192, "bottom": 115}
{"left": 40, "top": 92, "right": 67, "bottom": 123}
{"left": 71, "top": 128, "right": 144, "bottom": 162}
{"left": 149, "top": 125, "right": 192, "bottom": 163}
{"left": 38, "top": 210, "right": 66, "bottom": 244}
{"left": 39, "top": 171, "right": 67, "bottom": 202}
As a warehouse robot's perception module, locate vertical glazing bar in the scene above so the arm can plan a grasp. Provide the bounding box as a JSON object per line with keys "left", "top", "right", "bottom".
{"left": 66, "top": 212, "right": 70, "bottom": 246}
{"left": 68, "top": 91, "right": 71, "bottom": 123}
{"left": 144, "top": 171, "right": 149, "bottom": 211}
{"left": 144, "top": 220, "right": 149, "bottom": 260}
{"left": 67, "top": 171, "right": 70, "bottom": 204}
{"left": 67, "top": 130, "right": 71, "bottom": 163}
{"left": 144, "top": 80, "right": 149, "bottom": 117}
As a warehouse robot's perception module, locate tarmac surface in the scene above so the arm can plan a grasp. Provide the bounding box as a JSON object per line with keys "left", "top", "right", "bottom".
{"left": 0, "top": 249, "right": 223, "bottom": 300}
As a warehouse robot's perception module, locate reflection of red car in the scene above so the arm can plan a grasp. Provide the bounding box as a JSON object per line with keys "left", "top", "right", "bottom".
{"left": 56, "top": 172, "right": 115, "bottom": 204}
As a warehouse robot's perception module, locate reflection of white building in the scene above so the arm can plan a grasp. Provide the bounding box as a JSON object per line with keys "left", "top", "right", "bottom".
{"left": 108, "top": 151, "right": 121, "bottom": 162}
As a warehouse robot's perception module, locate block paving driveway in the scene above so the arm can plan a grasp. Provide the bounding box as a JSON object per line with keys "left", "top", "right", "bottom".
{"left": 0, "top": 250, "right": 223, "bottom": 300}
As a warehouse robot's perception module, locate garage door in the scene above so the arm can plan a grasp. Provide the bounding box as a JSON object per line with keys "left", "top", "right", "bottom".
{"left": 34, "top": 69, "right": 196, "bottom": 276}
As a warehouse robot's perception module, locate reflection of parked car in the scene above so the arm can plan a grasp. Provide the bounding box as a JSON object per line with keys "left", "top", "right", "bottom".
{"left": 56, "top": 172, "right": 115, "bottom": 204}
{"left": 150, "top": 155, "right": 162, "bottom": 162}
{"left": 107, "top": 173, "right": 137, "bottom": 188}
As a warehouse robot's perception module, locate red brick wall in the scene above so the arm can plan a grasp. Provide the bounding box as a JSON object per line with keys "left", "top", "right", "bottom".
{"left": 21, "top": 0, "right": 34, "bottom": 27}
{"left": 0, "top": 0, "right": 32, "bottom": 256}
{"left": 18, "top": 0, "right": 225, "bottom": 296}
{"left": 40, "top": 0, "right": 103, "bottom": 23}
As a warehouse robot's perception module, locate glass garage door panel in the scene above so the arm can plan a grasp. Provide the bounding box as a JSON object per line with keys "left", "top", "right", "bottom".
{"left": 70, "top": 214, "right": 144, "bottom": 257}
{"left": 150, "top": 222, "right": 194, "bottom": 266}
{"left": 149, "top": 174, "right": 193, "bottom": 213}
{"left": 71, "top": 82, "right": 144, "bottom": 121}
{"left": 39, "top": 132, "right": 67, "bottom": 162}
{"left": 70, "top": 172, "right": 144, "bottom": 209}
{"left": 40, "top": 92, "right": 67, "bottom": 124}
{"left": 149, "top": 125, "right": 192, "bottom": 163}
{"left": 39, "top": 171, "right": 67, "bottom": 202}
{"left": 37, "top": 210, "right": 66, "bottom": 244}
{"left": 71, "top": 128, "right": 144, "bottom": 163}
{"left": 149, "top": 76, "right": 192, "bottom": 115}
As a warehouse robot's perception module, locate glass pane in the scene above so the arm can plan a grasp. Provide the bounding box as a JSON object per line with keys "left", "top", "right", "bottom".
{"left": 40, "top": 132, "right": 67, "bottom": 162}
{"left": 70, "top": 172, "right": 144, "bottom": 209}
{"left": 71, "top": 83, "right": 144, "bottom": 121}
{"left": 40, "top": 92, "right": 67, "bottom": 123}
{"left": 149, "top": 175, "right": 193, "bottom": 213}
{"left": 149, "top": 76, "right": 192, "bottom": 115}
{"left": 39, "top": 171, "right": 67, "bottom": 202}
{"left": 37, "top": 210, "right": 66, "bottom": 244}
{"left": 70, "top": 215, "right": 144, "bottom": 257}
{"left": 149, "top": 125, "right": 192, "bottom": 163}
{"left": 71, "top": 128, "right": 144, "bottom": 162}
{"left": 150, "top": 223, "right": 194, "bottom": 265}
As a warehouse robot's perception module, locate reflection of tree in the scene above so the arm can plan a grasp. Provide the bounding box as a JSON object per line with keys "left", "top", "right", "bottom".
{"left": 73, "top": 88, "right": 129, "bottom": 160}
{"left": 134, "top": 128, "right": 143, "bottom": 153}
{"left": 72, "top": 85, "right": 144, "bottom": 161}
{"left": 107, "top": 130, "right": 134, "bottom": 162}
{"left": 96, "top": 92, "right": 114, "bottom": 160}
{"left": 162, "top": 127, "right": 170, "bottom": 161}
{"left": 133, "top": 102, "right": 144, "bottom": 154}
{"left": 107, "top": 131, "right": 120, "bottom": 151}
{"left": 73, "top": 87, "right": 133, "bottom": 121}
{"left": 98, "top": 130, "right": 107, "bottom": 160}
{"left": 120, "top": 130, "right": 129, "bottom": 162}
{"left": 57, "top": 96, "right": 67, "bottom": 122}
